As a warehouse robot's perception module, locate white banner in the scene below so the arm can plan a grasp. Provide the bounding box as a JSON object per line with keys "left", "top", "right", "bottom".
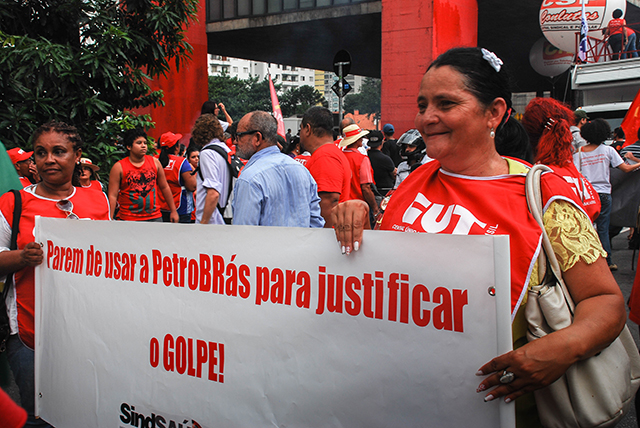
{"left": 34, "top": 217, "right": 514, "bottom": 428}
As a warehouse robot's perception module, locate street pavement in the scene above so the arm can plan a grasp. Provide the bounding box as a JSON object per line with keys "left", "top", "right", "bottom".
{"left": 609, "top": 230, "right": 639, "bottom": 428}
{"left": 2, "top": 232, "right": 640, "bottom": 426}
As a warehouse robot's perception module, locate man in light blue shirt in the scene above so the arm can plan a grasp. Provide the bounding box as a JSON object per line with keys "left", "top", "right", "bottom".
{"left": 232, "top": 111, "right": 324, "bottom": 227}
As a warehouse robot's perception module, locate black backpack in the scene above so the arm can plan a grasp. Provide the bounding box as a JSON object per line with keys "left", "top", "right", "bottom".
{"left": 1, "top": 189, "right": 21, "bottom": 352}
{"left": 194, "top": 144, "right": 244, "bottom": 214}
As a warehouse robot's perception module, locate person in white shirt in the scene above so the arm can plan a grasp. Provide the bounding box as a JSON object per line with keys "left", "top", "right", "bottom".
{"left": 573, "top": 118, "right": 640, "bottom": 270}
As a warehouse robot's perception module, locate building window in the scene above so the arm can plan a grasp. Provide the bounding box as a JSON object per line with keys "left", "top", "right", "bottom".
{"left": 233, "top": 67, "right": 238, "bottom": 72}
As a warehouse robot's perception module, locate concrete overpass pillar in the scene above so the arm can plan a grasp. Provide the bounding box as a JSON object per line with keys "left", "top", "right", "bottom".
{"left": 381, "top": 0, "right": 478, "bottom": 137}
{"left": 135, "top": 1, "right": 209, "bottom": 143}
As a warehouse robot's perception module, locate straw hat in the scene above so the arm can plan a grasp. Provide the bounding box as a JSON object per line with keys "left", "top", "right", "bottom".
{"left": 339, "top": 124, "right": 369, "bottom": 148}
{"left": 80, "top": 158, "right": 100, "bottom": 171}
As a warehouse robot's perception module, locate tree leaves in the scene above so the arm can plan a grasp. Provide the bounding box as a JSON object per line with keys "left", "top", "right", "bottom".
{"left": 344, "top": 77, "right": 381, "bottom": 116}
{"left": 208, "top": 74, "right": 327, "bottom": 120}
{"left": 0, "top": 0, "right": 198, "bottom": 173}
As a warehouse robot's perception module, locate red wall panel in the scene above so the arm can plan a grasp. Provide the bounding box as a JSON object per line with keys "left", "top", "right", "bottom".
{"left": 135, "top": 1, "right": 209, "bottom": 145}
{"left": 380, "top": 0, "right": 477, "bottom": 139}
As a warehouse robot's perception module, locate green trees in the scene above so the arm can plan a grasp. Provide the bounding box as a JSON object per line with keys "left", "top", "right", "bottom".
{"left": 344, "top": 77, "right": 381, "bottom": 116}
{"left": 0, "top": 0, "right": 198, "bottom": 167}
{"left": 280, "top": 85, "right": 327, "bottom": 117}
{"left": 208, "top": 74, "right": 326, "bottom": 119}
{"left": 208, "top": 75, "right": 276, "bottom": 120}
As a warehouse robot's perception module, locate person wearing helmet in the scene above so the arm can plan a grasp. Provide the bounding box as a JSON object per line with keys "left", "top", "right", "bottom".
{"left": 394, "top": 129, "right": 431, "bottom": 188}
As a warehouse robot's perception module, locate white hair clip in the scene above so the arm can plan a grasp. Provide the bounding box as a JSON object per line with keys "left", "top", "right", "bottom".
{"left": 544, "top": 117, "right": 556, "bottom": 131}
{"left": 481, "top": 48, "right": 503, "bottom": 72}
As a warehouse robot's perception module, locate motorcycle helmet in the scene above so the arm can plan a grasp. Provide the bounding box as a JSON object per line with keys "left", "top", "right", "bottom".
{"left": 397, "top": 129, "right": 426, "bottom": 163}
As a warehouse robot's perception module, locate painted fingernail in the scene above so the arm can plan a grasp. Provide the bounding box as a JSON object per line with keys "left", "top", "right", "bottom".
{"left": 484, "top": 395, "right": 494, "bottom": 402}
{"left": 476, "top": 384, "right": 486, "bottom": 393}
{"left": 346, "top": 246, "right": 351, "bottom": 255}
{"left": 475, "top": 370, "right": 484, "bottom": 376}
{"left": 504, "top": 397, "right": 512, "bottom": 404}
{"left": 354, "top": 241, "right": 360, "bottom": 252}
{"left": 341, "top": 246, "right": 346, "bottom": 255}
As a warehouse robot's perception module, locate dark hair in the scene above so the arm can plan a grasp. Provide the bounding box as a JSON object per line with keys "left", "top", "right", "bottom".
{"left": 159, "top": 143, "right": 179, "bottom": 167}
{"left": 201, "top": 100, "right": 218, "bottom": 115}
{"left": 301, "top": 106, "right": 334, "bottom": 138}
{"left": 247, "top": 111, "right": 278, "bottom": 145}
{"left": 72, "top": 164, "right": 99, "bottom": 187}
{"left": 284, "top": 135, "right": 300, "bottom": 155}
{"left": 581, "top": 118, "right": 611, "bottom": 146}
{"left": 191, "top": 114, "right": 224, "bottom": 149}
{"left": 613, "top": 8, "right": 623, "bottom": 19}
{"left": 30, "top": 121, "right": 83, "bottom": 152}
{"left": 122, "top": 128, "right": 147, "bottom": 149}
{"left": 613, "top": 127, "right": 625, "bottom": 139}
{"left": 521, "top": 97, "right": 573, "bottom": 166}
{"left": 494, "top": 116, "right": 533, "bottom": 164}
{"left": 428, "top": 47, "right": 513, "bottom": 133}
{"left": 227, "top": 121, "right": 238, "bottom": 142}
{"left": 186, "top": 145, "right": 199, "bottom": 158}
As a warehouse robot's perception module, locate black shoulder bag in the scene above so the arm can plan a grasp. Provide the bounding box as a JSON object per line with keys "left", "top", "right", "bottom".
{"left": 0, "top": 189, "right": 21, "bottom": 352}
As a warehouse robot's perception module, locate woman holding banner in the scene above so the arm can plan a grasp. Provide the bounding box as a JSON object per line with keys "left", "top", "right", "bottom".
{"left": 331, "top": 47, "right": 625, "bottom": 426}
{"left": 0, "top": 122, "right": 110, "bottom": 427}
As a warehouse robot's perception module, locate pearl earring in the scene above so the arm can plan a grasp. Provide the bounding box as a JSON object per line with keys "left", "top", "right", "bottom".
{"left": 490, "top": 128, "right": 495, "bottom": 139}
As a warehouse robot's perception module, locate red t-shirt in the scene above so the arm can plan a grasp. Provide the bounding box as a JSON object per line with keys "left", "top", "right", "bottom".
{"left": 342, "top": 149, "right": 374, "bottom": 201}
{"left": 0, "top": 186, "right": 110, "bottom": 349}
{"left": 294, "top": 154, "right": 311, "bottom": 166}
{"left": 306, "top": 143, "right": 352, "bottom": 202}
{"left": 379, "top": 160, "right": 585, "bottom": 316}
{"left": 158, "top": 155, "right": 186, "bottom": 211}
{"left": 116, "top": 156, "right": 161, "bottom": 221}
{"left": 549, "top": 162, "right": 600, "bottom": 222}
{"left": 19, "top": 177, "right": 32, "bottom": 188}
{"left": 608, "top": 18, "right": 626, "bottom": 36}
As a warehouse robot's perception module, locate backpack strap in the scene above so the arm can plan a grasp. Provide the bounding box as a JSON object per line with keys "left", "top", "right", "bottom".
{"left": 196, "top": 144, "right": 234, "bottom": 214}
{"left": 9, "top": 189, "right": 21, "bottom": 251}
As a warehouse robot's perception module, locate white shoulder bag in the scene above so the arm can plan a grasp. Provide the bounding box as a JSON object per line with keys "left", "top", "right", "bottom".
{"left": 525, "top": 164, "right": 640, "bottom": 428}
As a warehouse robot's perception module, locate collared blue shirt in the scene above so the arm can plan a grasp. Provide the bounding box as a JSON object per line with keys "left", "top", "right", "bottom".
{"left": 232, "top": 145, "right": 324, "bottom": 227}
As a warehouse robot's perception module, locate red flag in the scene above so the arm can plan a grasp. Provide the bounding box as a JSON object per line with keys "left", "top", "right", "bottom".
{"left": 268, "top": 74, "right": 286, "bottom": 138}
{"left": 622, "top": 88, "right": 640, "bottom": 148}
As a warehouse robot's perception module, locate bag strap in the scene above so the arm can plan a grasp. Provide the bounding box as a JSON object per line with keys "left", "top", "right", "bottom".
{"left": 195, "top": 144, "right": 234, "bottom": 213}
{"left": 525, "top": 164, "right": 576, "bottom": 313}
{"left": 2, "top": 190, "right": 21, "bottom": 302}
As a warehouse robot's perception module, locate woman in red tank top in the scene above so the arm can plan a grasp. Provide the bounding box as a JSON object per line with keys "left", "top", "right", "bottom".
{"left": 107, "top": 128, "right": 178, "bottom": 222}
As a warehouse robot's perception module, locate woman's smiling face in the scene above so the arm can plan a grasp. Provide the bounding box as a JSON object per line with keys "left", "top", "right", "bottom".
{"left": 414, "top": 65, "right": 495, "bottom": 171}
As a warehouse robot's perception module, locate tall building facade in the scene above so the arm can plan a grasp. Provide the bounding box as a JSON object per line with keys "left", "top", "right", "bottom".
{"left": 208, "top": 55, "right": 315, "bottom": 93}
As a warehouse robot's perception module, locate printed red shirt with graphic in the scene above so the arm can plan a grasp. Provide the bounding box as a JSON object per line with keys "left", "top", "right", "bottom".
{"left": 158, "top": 154, "right": 187, "bottom": 212}
{"left": 379, "top": 160, "right": 585, "bottom": 316}
{"left": 116, "top": 155, "right": 161, "bottom": 221}
{"left": 0, "top": 186, "right": 110, "bottom": 349}
{"left": 294, "top": 154, "right": 311, "bottom": 166}
{"left": 549, "top": 162, "right": 600, "bottom": 221}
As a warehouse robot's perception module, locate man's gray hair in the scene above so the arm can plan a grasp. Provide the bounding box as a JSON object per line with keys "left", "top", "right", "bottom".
{"left": 249, "top": 111, "right": 278, "bottom": 145}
